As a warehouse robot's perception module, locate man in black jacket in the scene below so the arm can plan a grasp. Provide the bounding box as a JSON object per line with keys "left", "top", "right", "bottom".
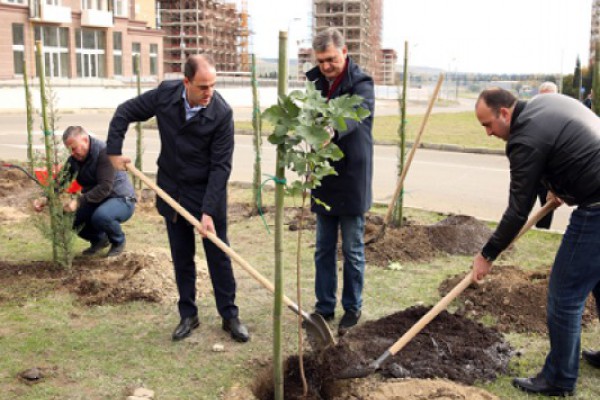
{"left": 105, "top": 55, "right": 249, "bottom": 343}
{"left": 472, "top": 88, "right": 600, "bottom": 396}
{"left": 306, "top": 28, "right": 374, "bottom": 335}
{"left": 34, "top": 126, "right": 135, "bottom": 257}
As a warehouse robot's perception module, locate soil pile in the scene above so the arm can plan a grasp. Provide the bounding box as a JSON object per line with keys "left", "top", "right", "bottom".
{"left": 253, "top": 306, "right": 511, "bottom": 399}
{"left": 439, "top": 266, "right": 598, "bottom": 334}
{"left": 66, "top": 250, "right": 210, "bottom": 305}
{"left": 366, "top": 215, "right": 493, "bottom": 267}
{"left": 0, "top": 251, "right": 210, "bottom": 306}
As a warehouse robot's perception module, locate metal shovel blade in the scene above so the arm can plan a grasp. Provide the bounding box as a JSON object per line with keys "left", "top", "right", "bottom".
{"left": 302, "top": 312, "right": 336, "bottom": 351}
{"left": 335, "top": 350, "right": 390, "bottom": 379}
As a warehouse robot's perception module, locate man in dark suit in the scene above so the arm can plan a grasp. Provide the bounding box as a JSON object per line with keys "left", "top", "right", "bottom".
{"left": 106, "top": 55, "right": 249, "bottom": 343}
{"left": 306, "top": 28, "right": 375, "bottom": 336}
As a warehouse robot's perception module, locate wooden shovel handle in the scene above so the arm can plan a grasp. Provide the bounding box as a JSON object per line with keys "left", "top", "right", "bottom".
{"left": 383, "top": 73, "right": 445, "bottom": 227}
{"left": 387, "top": 200, "right": 560, "bottom": 356}
{"left": 126, "top": 164, "right": 297, "bottom": 308}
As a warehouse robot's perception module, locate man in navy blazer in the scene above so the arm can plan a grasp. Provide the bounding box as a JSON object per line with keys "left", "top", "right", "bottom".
{"left": 106, "top": 55, "right": 249, "bottom": 343}
{"left": 306, "top": 28, "right": 375, "bottom": 336}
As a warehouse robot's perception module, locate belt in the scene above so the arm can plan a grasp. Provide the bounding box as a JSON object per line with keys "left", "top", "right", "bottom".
{"left": 581, "top": 200, "right": 600, "bottom": 209}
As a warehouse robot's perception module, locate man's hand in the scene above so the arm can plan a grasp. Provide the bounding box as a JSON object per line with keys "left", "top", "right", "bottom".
{"left": 108, "top": 155, "right": 131, "bottom": 171}
{"left": 546, "top": 191, "right": 564, "bottom": 206}
{"left": 472, "top": 252, "right": 493, "bottom": 283}
{"left": 197, "top": 213, "right": 216, "bottom": 238}
{"left": 63, "top": 199, "right": 78, "bottom": 213}
{"left": 323, "top": 125, "right": 335, "bottom": 147}
{"left": 32, "top": 197, "right": 47, "bottom": 212}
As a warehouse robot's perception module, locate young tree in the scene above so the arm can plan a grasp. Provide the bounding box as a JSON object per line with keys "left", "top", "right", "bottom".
{"left": 263, "top": 34, "right": 369, "bottom": 398}
{"left": 34, "top": 41, "right": 77, "bottom": 269}
{"left": 250, "top": 53, "right": 263, "bottom": 215}
{"left": 574, "top": 56, "right": 582, "bottom": 100}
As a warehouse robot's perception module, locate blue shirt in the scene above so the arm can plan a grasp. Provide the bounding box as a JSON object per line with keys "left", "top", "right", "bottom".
{"left": 182, "top": 88, "right": 206, "bottom": 120}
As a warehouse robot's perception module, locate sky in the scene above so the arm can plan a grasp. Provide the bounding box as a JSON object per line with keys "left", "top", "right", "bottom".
{"left": 237, "top": 0, "right": 593, "bottom": 75}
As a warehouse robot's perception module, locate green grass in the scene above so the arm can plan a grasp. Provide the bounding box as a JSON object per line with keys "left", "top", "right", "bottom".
{"left": 1, "top": 186, "right": 598, "bottom": 399}
{"left": 235, "top": 111, "right": 503, "bottom": 151}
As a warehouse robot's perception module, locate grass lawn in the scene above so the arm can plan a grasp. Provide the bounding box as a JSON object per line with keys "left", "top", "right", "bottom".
{"left": 1, "top": 186, "right": 599, "bottom": 399}
{"left": 235, "top": 111, "right": 504, "bottom": 151}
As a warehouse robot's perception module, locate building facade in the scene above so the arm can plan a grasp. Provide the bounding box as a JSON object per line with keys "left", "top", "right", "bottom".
{"left": 591, "top": 0, "right": 600, "bottom": 64}
{"left": 0, "top": 0, "right": 163, "bottom": 81}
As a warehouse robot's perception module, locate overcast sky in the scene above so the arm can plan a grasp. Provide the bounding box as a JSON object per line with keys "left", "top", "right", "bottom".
{"left": 238, "top": 0, "right": 593, "bottom": 74}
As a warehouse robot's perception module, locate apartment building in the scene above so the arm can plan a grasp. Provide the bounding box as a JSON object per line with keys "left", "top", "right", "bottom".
{"left": 301, "top": 0, "right": 394, "bottom": 84}
{"left": 0, "top": 0, "right": 163, "bottom": 81}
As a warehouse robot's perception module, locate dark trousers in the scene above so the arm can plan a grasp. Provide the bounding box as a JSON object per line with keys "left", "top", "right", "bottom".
{"left": 165, "top": 216, "right": 238, "bottom": 320}
{"left": 74, "top": 197, "right": 135, "bottom": 245}
{"left": 542, "top": 206, "right": 600, "bottom": 390}
{"left": 536, "top": 185, "right": 554, "bottom": 229}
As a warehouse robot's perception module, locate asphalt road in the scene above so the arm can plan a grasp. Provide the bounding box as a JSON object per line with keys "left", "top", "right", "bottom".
{"left": 0, "top": 109, "right": 571, "bottom": 232}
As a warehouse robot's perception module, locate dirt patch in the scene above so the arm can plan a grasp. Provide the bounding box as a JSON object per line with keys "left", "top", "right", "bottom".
{"left": 0, "top": 251, "right": 211, "bottom": 306}
{"left": 0, "top": 168, "right": 39, "bottom": 223}
{"left": 439, "top": 266, "right": 599, "bottom": 334}
{"left": 253, "top": 306, "right": 510, "bottom": 399}
{"left": 366, "top": 215, "right": 493, "bottom": 267}
{"left": 329, "top": 377, "right": 499, "bottom": 400}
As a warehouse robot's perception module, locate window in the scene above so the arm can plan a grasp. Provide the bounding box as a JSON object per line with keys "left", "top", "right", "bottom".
{"left": 113, "top": 0, "right": 127, "bottom": 17}
{"left": 75, "top": 28, "right": 106, "bottom": 78}
{"left": 34, "top": 26, "right": 70, "bottom": 78}
{"left": 149, "top": 43, "right": 158, "bottom": 76}
{"left": 113, "top": 31, "right": 122, "bottom": 76}
{"left": 5, "top": 0, "right": 26, "bottom": 4}
{"left": 81, "top": 0, "right": 103, "bottom": 10}
{"left": 131, "top": 42, "right": 140, "bottom": 75}
{"left": 12, "top": 24, "right": 25, "bottom": 75}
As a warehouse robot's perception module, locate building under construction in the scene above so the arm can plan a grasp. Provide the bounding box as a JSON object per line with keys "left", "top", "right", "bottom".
{"left": 303, "top": 0, "right": 395, "bottom": 84}
{"left": 591, "top": 0, "right": 600, "bottom": 64}
{"left": 158, "top": 0, "right": 250, "bottom": 75}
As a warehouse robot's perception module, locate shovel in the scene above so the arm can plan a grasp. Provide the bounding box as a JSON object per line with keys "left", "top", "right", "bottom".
{"left": 366, "top": 74, "right": 444, "bottom": 245}
{"left": 126, "top": 164, "right": 336, "bottom": 350}
{"left": 337, "top": 199, "right": 560, "bottom": 379}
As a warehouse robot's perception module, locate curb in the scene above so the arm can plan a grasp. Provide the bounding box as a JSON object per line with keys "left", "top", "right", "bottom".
{"left": 235, "top": 129, "right": 505, "bottom": 156}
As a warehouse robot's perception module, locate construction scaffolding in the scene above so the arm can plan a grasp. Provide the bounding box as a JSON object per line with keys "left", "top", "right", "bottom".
{"left": 158, "top": 0, "right": 247, "bottom": 74}
{"left": 312, "top": 0, "right": 385, "bottom": 83}
{"left": 590, "top": 0, "right": 600, "bottom": 64}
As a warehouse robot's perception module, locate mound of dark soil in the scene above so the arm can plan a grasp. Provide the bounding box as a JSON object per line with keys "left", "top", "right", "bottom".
{"left": 439, "top": 266, "right": 598, "bottom": 334}
{"left": 366, "top": 215, "right": 493, "bottom": 267}
{"left": 253, "top": 306, "right": 511, "bottom": 399}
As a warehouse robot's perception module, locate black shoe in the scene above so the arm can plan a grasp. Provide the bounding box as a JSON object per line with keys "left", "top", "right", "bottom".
{"left": 172, "top": 316, "right": 200, "bottom": 341}
{"left": 107, "top": 241, "right": 125, "bottom": 257}
{"left": 222, "top": 317, "right": 250, "bottom": 343}
{"left": 314, "top": 311, "right": 335, "bottom": 322}
{"left": 512, "top": 373, "right": 574, "bottom": 397}
{"left": 82, "top": 237, "right": 110, "bottom": 255}
{"left": 583, "top": 349, "right": 600, "bottom": 368}
{"left": 338, "top": 310, "right": 361, "bottom": 336}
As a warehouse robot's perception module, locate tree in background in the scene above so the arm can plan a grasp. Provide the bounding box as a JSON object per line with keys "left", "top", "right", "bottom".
{"left": 574, "top": 56, "right": 583, "bottom": 100}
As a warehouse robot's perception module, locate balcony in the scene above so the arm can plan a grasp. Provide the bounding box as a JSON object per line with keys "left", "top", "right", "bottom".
{"left": 31, "top": 2, "right": 72, "bottom": 24}
{"left": 81, "top": 9, "right": 113, "bottom": 28}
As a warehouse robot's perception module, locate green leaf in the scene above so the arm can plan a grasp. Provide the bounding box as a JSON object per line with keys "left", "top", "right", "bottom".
{"left": 312, "top": 196, "right": 331, "bottom": 211}
{"left": 295, "top": 125, "right": 330, "bottom": 147}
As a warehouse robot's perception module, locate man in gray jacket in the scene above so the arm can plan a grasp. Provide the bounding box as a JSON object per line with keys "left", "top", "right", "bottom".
{"left": 472, "top": 88, "right": 600, "bottom": 396}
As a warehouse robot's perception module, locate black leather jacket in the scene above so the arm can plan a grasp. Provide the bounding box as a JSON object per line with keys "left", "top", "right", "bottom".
{"left": 482, "top": 94, "right": 600, "bottom": 260}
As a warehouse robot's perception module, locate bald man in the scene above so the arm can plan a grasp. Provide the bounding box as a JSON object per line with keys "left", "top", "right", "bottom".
{"left": 106, "top": 55, "right": 249, "bottom": 343}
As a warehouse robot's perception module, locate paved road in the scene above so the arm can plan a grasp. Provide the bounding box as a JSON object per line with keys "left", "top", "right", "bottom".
{"left": 0, "top": 119, "right": 571, "bottom": 232}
